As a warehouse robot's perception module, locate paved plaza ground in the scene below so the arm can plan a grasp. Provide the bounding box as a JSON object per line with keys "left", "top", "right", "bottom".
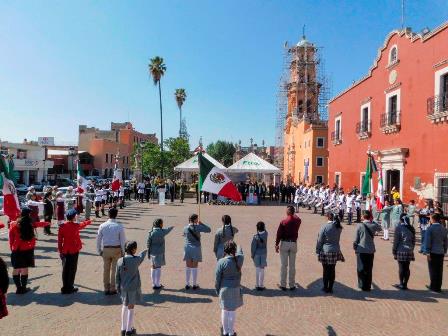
{"left": 0, "top": 199, "right": 447, "bottom": 336}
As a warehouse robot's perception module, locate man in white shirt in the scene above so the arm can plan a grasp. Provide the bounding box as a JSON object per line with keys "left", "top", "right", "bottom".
{"left": 96, "top": 207, "right": 126, "bottom": 295}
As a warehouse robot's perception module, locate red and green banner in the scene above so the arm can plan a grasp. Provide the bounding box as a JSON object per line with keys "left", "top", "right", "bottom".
{"left": 0, "top": 155, "right": 20, "bottom": 221}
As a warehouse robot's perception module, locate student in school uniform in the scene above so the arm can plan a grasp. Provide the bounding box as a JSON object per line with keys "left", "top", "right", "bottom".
{"left": 55, "top": 191, "right": 66, "bottom": 226}
{"left": 391, "top": 199, "right": 403, "bottom": 229}
{"left": 251, "top": 221, "right": 268, "bottom": 291}
{"left": 94, "top": 186, "right": 103, "bottom": 218}
{"left": 0, "top": 257, "right": 9, "bottom": 319}
{"left": 215, "top": 241, "right": 244, "bottom": 336}
{"left": 9, "top": 207, "right": 50, "bottom": 294}
{"left": 406, "top": 200, "right": 417, "bottom": 226}
{"left": 146, "top": 218, "right": 174, "bottom": 290}
{"left": 116, "top": 241, "right": 147, "bottom": 336}
{"left": 353, "top": 210, "right": 382, "bottom": 291}
{"left": 57, "top": 209, "right": 91, "bottom": 294}
{"left": 380, "top": 200, "right": 393, "bottom": 240}
{"left": 119, "top": 184, "right": 125, "bottom": 209}
{"left": 214, "top": 215, "right": 239, "bottom": 260}
{"left": 316, "top": 212, "right": 345, "bottom": 294}
{"left": 418, "top": 201, "right": 433, "bottom": 253}
{"left": 423, "top": 213, "right": 448, "bottom": 293}
{"left": 183, "top": 214, "right": 211, "bottom": 290}
{"left": 345, "top": 192, "right": 355, "bottom": 225}
{"left": 392, "top": 214, "right": 416, "bottom": 290}
{"left": 101, "top": 185, "right": 108, "bottom": 215}
{"left": 42, "top": 191, "right": 54, "bottom": 235}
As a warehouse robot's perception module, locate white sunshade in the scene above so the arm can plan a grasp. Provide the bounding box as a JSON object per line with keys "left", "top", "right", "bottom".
{"left": 174, "top": 152, "right": 226, "bottom": 172}
{"left": 226, "top": 152, "right": 281, "bottom": 174}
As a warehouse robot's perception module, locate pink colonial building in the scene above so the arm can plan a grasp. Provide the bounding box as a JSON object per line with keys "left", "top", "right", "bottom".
{"left": 328, "top": 23, "right": 448, "bottom": 207}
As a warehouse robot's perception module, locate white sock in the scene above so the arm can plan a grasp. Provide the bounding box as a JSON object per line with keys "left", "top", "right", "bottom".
{"left": 192, "top": 268, "right": 198, "bottom": 286}
{"left": 228, "top": 311, "right": 236, "bottom": 335}
{"left": 151, "top": 268, "right": 157, "bottom": 286}
{"left": 259, "top": 268, "right": 265, "bottom": 287}
{"left": 186, "top": 267, "right": 191, "bottom": 286}
{"left": 221, "top": 310, "right": 229, "bottom": 335}
{"left": 126, "top": 308, "right": 134, "bottom": 332}
{"left": 156, "top": 268, "right": 161, "bottom": 286}
{"left": 384, "top": 229, "right": 389, "bottom": 240}
{"left": 121, "top": 306, "right": 128, "bottom": 331}
{"left": 255, "top": 267, "right": 260, "bottom": 287}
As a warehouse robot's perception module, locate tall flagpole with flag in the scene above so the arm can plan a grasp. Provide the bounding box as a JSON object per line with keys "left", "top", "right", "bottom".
{"left": 361, "top": 150, "right": 378, "bottom": 196}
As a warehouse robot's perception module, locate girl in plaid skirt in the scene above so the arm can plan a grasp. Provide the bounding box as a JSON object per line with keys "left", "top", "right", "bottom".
{"left": 392, "top": 214, "right": 416, "bottom": 290}
{"left": 316, "top": 213, "right": 345, "bottom": 293}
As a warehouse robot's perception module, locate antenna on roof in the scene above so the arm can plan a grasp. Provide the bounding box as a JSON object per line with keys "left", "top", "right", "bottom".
{"left": 401, "top": 0, "right": 405, "bottom": 30}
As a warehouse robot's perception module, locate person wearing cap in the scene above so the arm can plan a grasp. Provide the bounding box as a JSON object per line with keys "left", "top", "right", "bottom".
{"left": 9, "top": 207, "right": 50, "bottom": 294}
{"left": 96, "top": 207, "right": 126, "bottom": 295}
{"left": 57, "top": 209, "right": 91, "bottom": 294}
{"left": 42, "top": 191, "right": 54, "bottom": 235}
{"left": 25, "top": 186, "right": 35, "bottom": 201}
{"left": 146, "top": 218, "right": 174, "bottom": 290}
{"left": 64, "top": 186, "right": 76, "bottom": 211}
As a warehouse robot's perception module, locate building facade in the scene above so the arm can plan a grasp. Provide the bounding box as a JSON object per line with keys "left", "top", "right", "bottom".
{"left": 283, "top": 36, "right": 329, "bottom": 185}
{"left": 78, "top": 122, "right": 157, "bottom": 179}
{"left": 0, "top": 140, "right": 54, "bottom": 185}
{"left": 328, "top": 23, "right": 448, "bottom": 206}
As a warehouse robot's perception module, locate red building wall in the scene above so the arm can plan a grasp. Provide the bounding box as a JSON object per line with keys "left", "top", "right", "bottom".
{"left": 328, "top": 23, "right": 448, "bottom": 204}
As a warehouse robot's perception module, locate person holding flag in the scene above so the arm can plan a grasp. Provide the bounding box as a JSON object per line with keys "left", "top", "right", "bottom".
{"left": 0, "top": 155, "right": 21, "bottom": 223}
{"left": 111, "top": 155, "right": 121, "bottom": 207}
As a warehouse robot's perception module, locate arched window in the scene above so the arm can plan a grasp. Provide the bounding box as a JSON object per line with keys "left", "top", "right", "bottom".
{"left": 389, "top": 45, "right": 398, "bottom": 65}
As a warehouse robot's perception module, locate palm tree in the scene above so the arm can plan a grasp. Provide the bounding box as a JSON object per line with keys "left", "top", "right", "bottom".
{"left": 174, "top": 88, "right": 187, "bottom": 137}
{"left": 148, "top": 56, "right": 167, "bottom": 177}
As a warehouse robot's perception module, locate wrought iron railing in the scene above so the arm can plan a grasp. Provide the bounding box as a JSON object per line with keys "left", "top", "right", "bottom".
{"left": 356, "top": 120, "right": 371, "bottom": 134}
{"left": 380, "top": 111, "right": 400, "bottom": 127}
{"left": 427, "top": 93, "right": 448, "bottom": 115}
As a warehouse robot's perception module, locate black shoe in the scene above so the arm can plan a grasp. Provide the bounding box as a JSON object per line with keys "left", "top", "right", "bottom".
{"left": 71, "top": 287, "right": 79, "bottom": 293}
{"left": 121, "top": 331, "right": 126, "bottom": 336}
{"left": 153, "top": 285, "right": 164, "bottom": 290}
{"left": 109, "top": 290, "right": 118, "bottom": 295}
{"left": 255, "top": 286, "right": 261, "bottom": 291}
{"left": 192, "top": 285, "right": 200, "bottom": 290}
{"left": 277, "top": 285, "right": 287, "bottom": 291}
{"left": 185, "top": 285, "right": 191, "bottom": 290}
{"left": 393, "top": 284, "right": 406, "bottom": 290}
{"left": 259, "top": 286, "right": 266, "bottom": 291}
{"left": 105, "top": 290, "right": 111, "bottom": 295}
{"left": 125, "top": 328, "right": 136, "bottom": 335}
{"left": 289, "top": 286, "right": 296, "bottom": 291}
{"left": 327, "top": 289, "right": 334, "bottom": 294}
{"left": 321, "top": 287, "right": 328, "bottom": 293}
{"left": 426, "top": 285, "right": 441, "bottom": 293}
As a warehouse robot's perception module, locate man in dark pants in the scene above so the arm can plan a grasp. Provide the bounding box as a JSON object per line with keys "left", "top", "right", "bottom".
{"left": 353, "top": 211, "right": 382, "bottom": 291}
{"left": 423, "top": 213, "right": 448, "bottom": 293}
{"left": 58, "top": 209, "right": 91, "bottom": 294}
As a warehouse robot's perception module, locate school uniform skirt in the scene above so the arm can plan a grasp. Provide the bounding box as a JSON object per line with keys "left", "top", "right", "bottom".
{"left": 219, "top": 286, "right": 243, "bottom": 311}
{"left": 150, "top": 253, "right": 166, "bottom": 267}
{"left": 11, "top": 249, "right": 35, "bottom": 269}
{"left": 183, "top": 245, "right": 202, "bottom": 262}
{"left": 395, "top": 251, "right": 415, "bottom": 262}
{"left": 252, "top": 253, "right": 267, "bottom": 268}
{"left": 120, "top": 289, "right": 142, "bottom": 306}
{"left": 318, "top": 251, "right": 345, "bottom": 265}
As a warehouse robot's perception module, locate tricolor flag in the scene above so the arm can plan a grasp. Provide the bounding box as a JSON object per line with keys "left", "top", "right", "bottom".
{"left": 111, "top": 154, "right": 121, "bottom": 192}
{"left": 376, "top": 165, "right": 384, "bottom": 210}
{"left": 361, "top": 153, "right": 378, "bottom": 196}
{"left": 198, "top": 152, "right": 241, "bottom": 201}
{"left": 0, "top": 155, "right": 20, "bottom": 221}
{"left": 77, "top": 161, "right": 89, "bottom": 192}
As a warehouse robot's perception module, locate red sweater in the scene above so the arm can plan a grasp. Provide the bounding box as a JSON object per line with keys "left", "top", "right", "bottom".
{"left": 8, "top": 221, "right": 49, "bottom": 252}
{"left": 275, "top": 215, "right": 301, "bottom": 246}
{"left": 58, "top": 220, "right": 91, "bottom": 254}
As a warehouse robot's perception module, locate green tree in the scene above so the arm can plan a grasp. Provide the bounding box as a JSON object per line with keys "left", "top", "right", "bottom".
{"left": 206, "top": 140, "right": 236, "bottom": 167}
{"left": 174, "top": 88, "right": 187, "bottom": 138}
{"left": 148, "top": 56, "right": 167, "bottom": 177}
{"left": 138, "top": 137, "right": 190, "bottom": 178}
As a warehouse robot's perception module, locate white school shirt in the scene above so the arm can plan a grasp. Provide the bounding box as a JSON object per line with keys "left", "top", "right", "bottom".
{"left": 345, "top": 195, "right": 355, "bottom": 209}
{"left": 119, "top": 187, "right": 125, "bottom": 197}
{"left": 95, "top": 190, "right": 103, "bottom": 202}
{"left": 102, "top": 189, "right": 108, "bottom": 201}
{"left": 137, "top": 182, "right": 145, "bottom": 194}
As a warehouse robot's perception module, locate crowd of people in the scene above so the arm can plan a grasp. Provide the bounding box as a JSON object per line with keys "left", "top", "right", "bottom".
{"left": 0, "top": 180, "right": 447, "bottom": 336}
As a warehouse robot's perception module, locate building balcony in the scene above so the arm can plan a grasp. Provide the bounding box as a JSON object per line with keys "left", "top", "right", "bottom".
{"left": 427, "top": 94, "right": 448, "bottom": 123}
{"left": 355, "top": 120, "right": 371, "bottom": 140}
{"left": 380, "top": 111, "right": 401, "bottom": 134}
{"left": 331, "top": 131, "right": 342, "bottom": 145}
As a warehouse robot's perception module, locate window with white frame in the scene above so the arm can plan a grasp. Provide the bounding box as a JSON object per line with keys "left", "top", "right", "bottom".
{"left": 335, "top": 172, "right": 341, "bottom": 187}
{"left": 316, "top": 157, "right": 324, "bottom": 167}
{"left": 360, "top": 101, "right": 371, "bottom": 133}
{"left": 434, "top": 66, "right": 448, "bottom": 113}
{"left": 384, "top": 88, "right": 401, "bottom": 126}
{"left": 389, "top": 45, "right": 398, "bottom": 65}
{"left": 316, "top": 137, "right": 325, "bottom": 148}
{"left": 333, "top": 116, "right": 342, "bottom": 142}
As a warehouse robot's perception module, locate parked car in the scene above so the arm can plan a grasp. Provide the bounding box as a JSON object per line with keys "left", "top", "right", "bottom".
{"left": 16, "top": 184, "right": 28, "bottom": 195}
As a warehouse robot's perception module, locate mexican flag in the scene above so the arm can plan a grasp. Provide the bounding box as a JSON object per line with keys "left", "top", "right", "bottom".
{"left": 198, "top": 152, "right": 241, "bottom": 201}
{"left": 376, "top": 165, "right": 384, "bottom": 210}
{"left": 361, "top": 153, "right": 377, "bottom": 196}
{"left": 111, "top": 155, "right": 121, "bottom": 191}
{"left": 0, "top": 156, "right": 20, "bottom": 221}
{"left": 77, "top": 161, "right": 89, "bottom": 192}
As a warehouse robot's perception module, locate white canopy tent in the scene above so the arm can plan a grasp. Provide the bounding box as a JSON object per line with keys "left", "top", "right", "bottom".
{"left": 174, "top": 152, "right": 226, "bottom": 172}
{"left": 226, "top": 152, "right": 281, "bottom": 174}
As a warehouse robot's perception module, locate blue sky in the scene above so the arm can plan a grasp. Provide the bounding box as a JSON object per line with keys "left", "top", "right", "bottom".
{"left": 0, "top": 1, "right": 447, "bottom": 148}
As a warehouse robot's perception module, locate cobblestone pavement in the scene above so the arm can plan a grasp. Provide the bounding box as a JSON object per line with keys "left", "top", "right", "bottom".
{"left": 1, "top": 199, "right": 447, "bottom": 336}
